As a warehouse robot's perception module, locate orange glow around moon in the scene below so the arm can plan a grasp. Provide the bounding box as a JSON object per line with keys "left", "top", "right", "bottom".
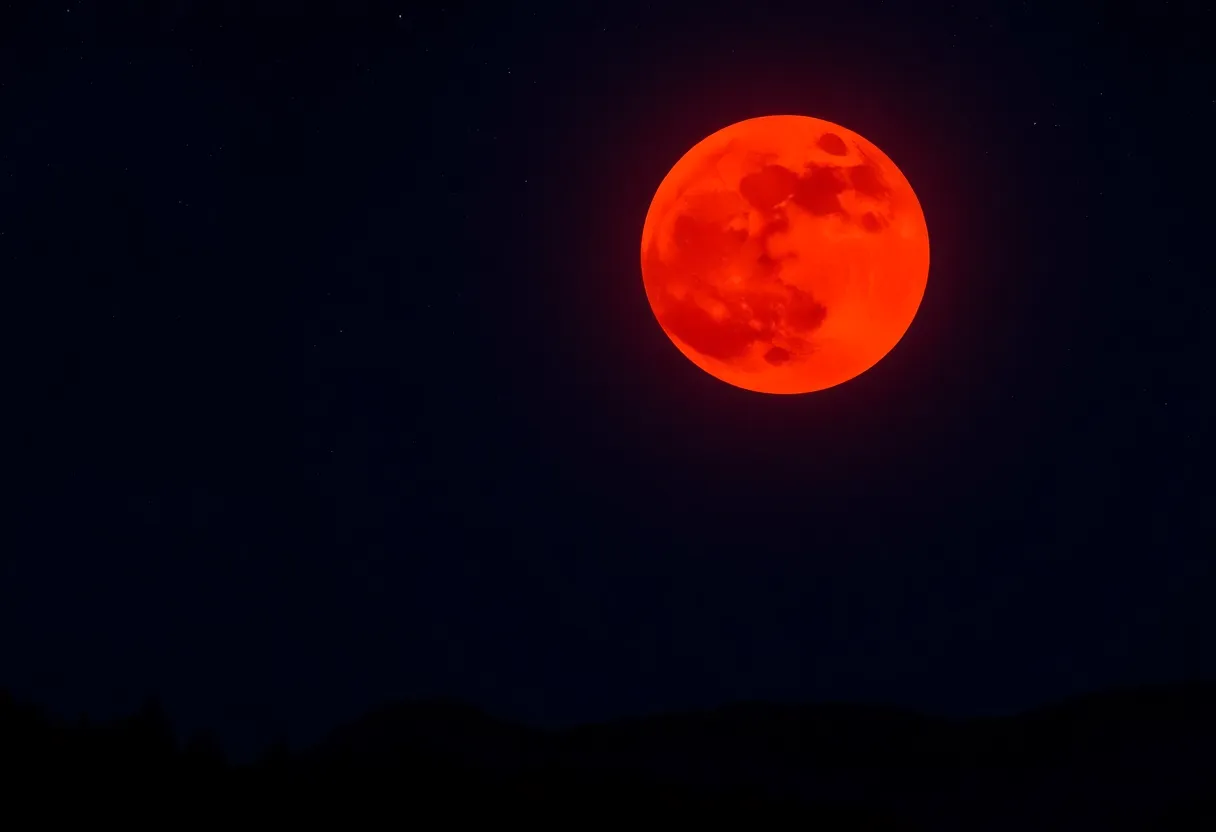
{"left": 640, "top": 115, "right": 929, "bottom": 394}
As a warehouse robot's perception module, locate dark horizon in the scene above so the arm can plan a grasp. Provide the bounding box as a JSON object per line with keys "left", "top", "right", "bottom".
{"left": 3, "top": 0, "right": 1211, "bottom": 774}
{"left": 6, "top": 677, "right": 1216, "bottom": 829}
{"left": 12, "top": 675, "right": 1216, "bottom": 754}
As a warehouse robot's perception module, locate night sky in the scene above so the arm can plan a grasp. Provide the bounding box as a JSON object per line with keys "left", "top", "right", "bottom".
{"left": 3, "top": 1, "right": 1212, "bottom": 760}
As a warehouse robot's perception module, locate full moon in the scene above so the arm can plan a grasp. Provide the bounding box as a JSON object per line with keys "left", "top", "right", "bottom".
{"left": 640, "top": 115, "right": 929, "bottom": 394}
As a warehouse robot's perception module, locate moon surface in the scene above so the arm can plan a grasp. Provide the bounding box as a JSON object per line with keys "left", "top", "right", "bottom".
{"left": 640, "top": 115, "right": 930, "bottom": 394}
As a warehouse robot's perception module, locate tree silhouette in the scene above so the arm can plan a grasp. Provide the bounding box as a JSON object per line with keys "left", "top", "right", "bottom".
{"left": 0, "top": 682, "right": 1214, "bottom": 828}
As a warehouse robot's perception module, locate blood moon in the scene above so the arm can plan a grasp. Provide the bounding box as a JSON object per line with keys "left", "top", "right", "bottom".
{"left": 640, "top": 115, "right": 929, "bottom": 394}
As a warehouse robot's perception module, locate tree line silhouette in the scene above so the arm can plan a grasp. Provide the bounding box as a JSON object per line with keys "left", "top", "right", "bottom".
{"left": 2, "top": 683, "right": 1214, "bottom": 828}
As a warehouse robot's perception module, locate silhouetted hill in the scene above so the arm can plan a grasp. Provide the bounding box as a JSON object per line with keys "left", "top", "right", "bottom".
{"left": 3, "top": 682, "right": 1215, "bottom": 828}
{"left": 308, "top": 698, "right": 543, "bottom": 768}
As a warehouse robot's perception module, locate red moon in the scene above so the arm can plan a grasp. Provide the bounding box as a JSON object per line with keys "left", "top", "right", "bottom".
{"left": 640, "top": 115, "right": 929, "bottom": 394}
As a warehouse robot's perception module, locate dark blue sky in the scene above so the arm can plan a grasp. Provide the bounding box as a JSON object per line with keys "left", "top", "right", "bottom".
{"left": 3, "top": 1, "right": 1211, "bottom": 759}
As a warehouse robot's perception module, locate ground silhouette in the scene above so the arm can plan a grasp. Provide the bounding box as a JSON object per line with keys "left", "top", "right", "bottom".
{"left": 2, "top": 682, "right": 1214, "bottom": 828}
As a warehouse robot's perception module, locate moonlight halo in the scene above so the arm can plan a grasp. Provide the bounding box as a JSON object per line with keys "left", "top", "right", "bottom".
{"left": 640, "top": 115, "right": 930, "bottom": 394}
